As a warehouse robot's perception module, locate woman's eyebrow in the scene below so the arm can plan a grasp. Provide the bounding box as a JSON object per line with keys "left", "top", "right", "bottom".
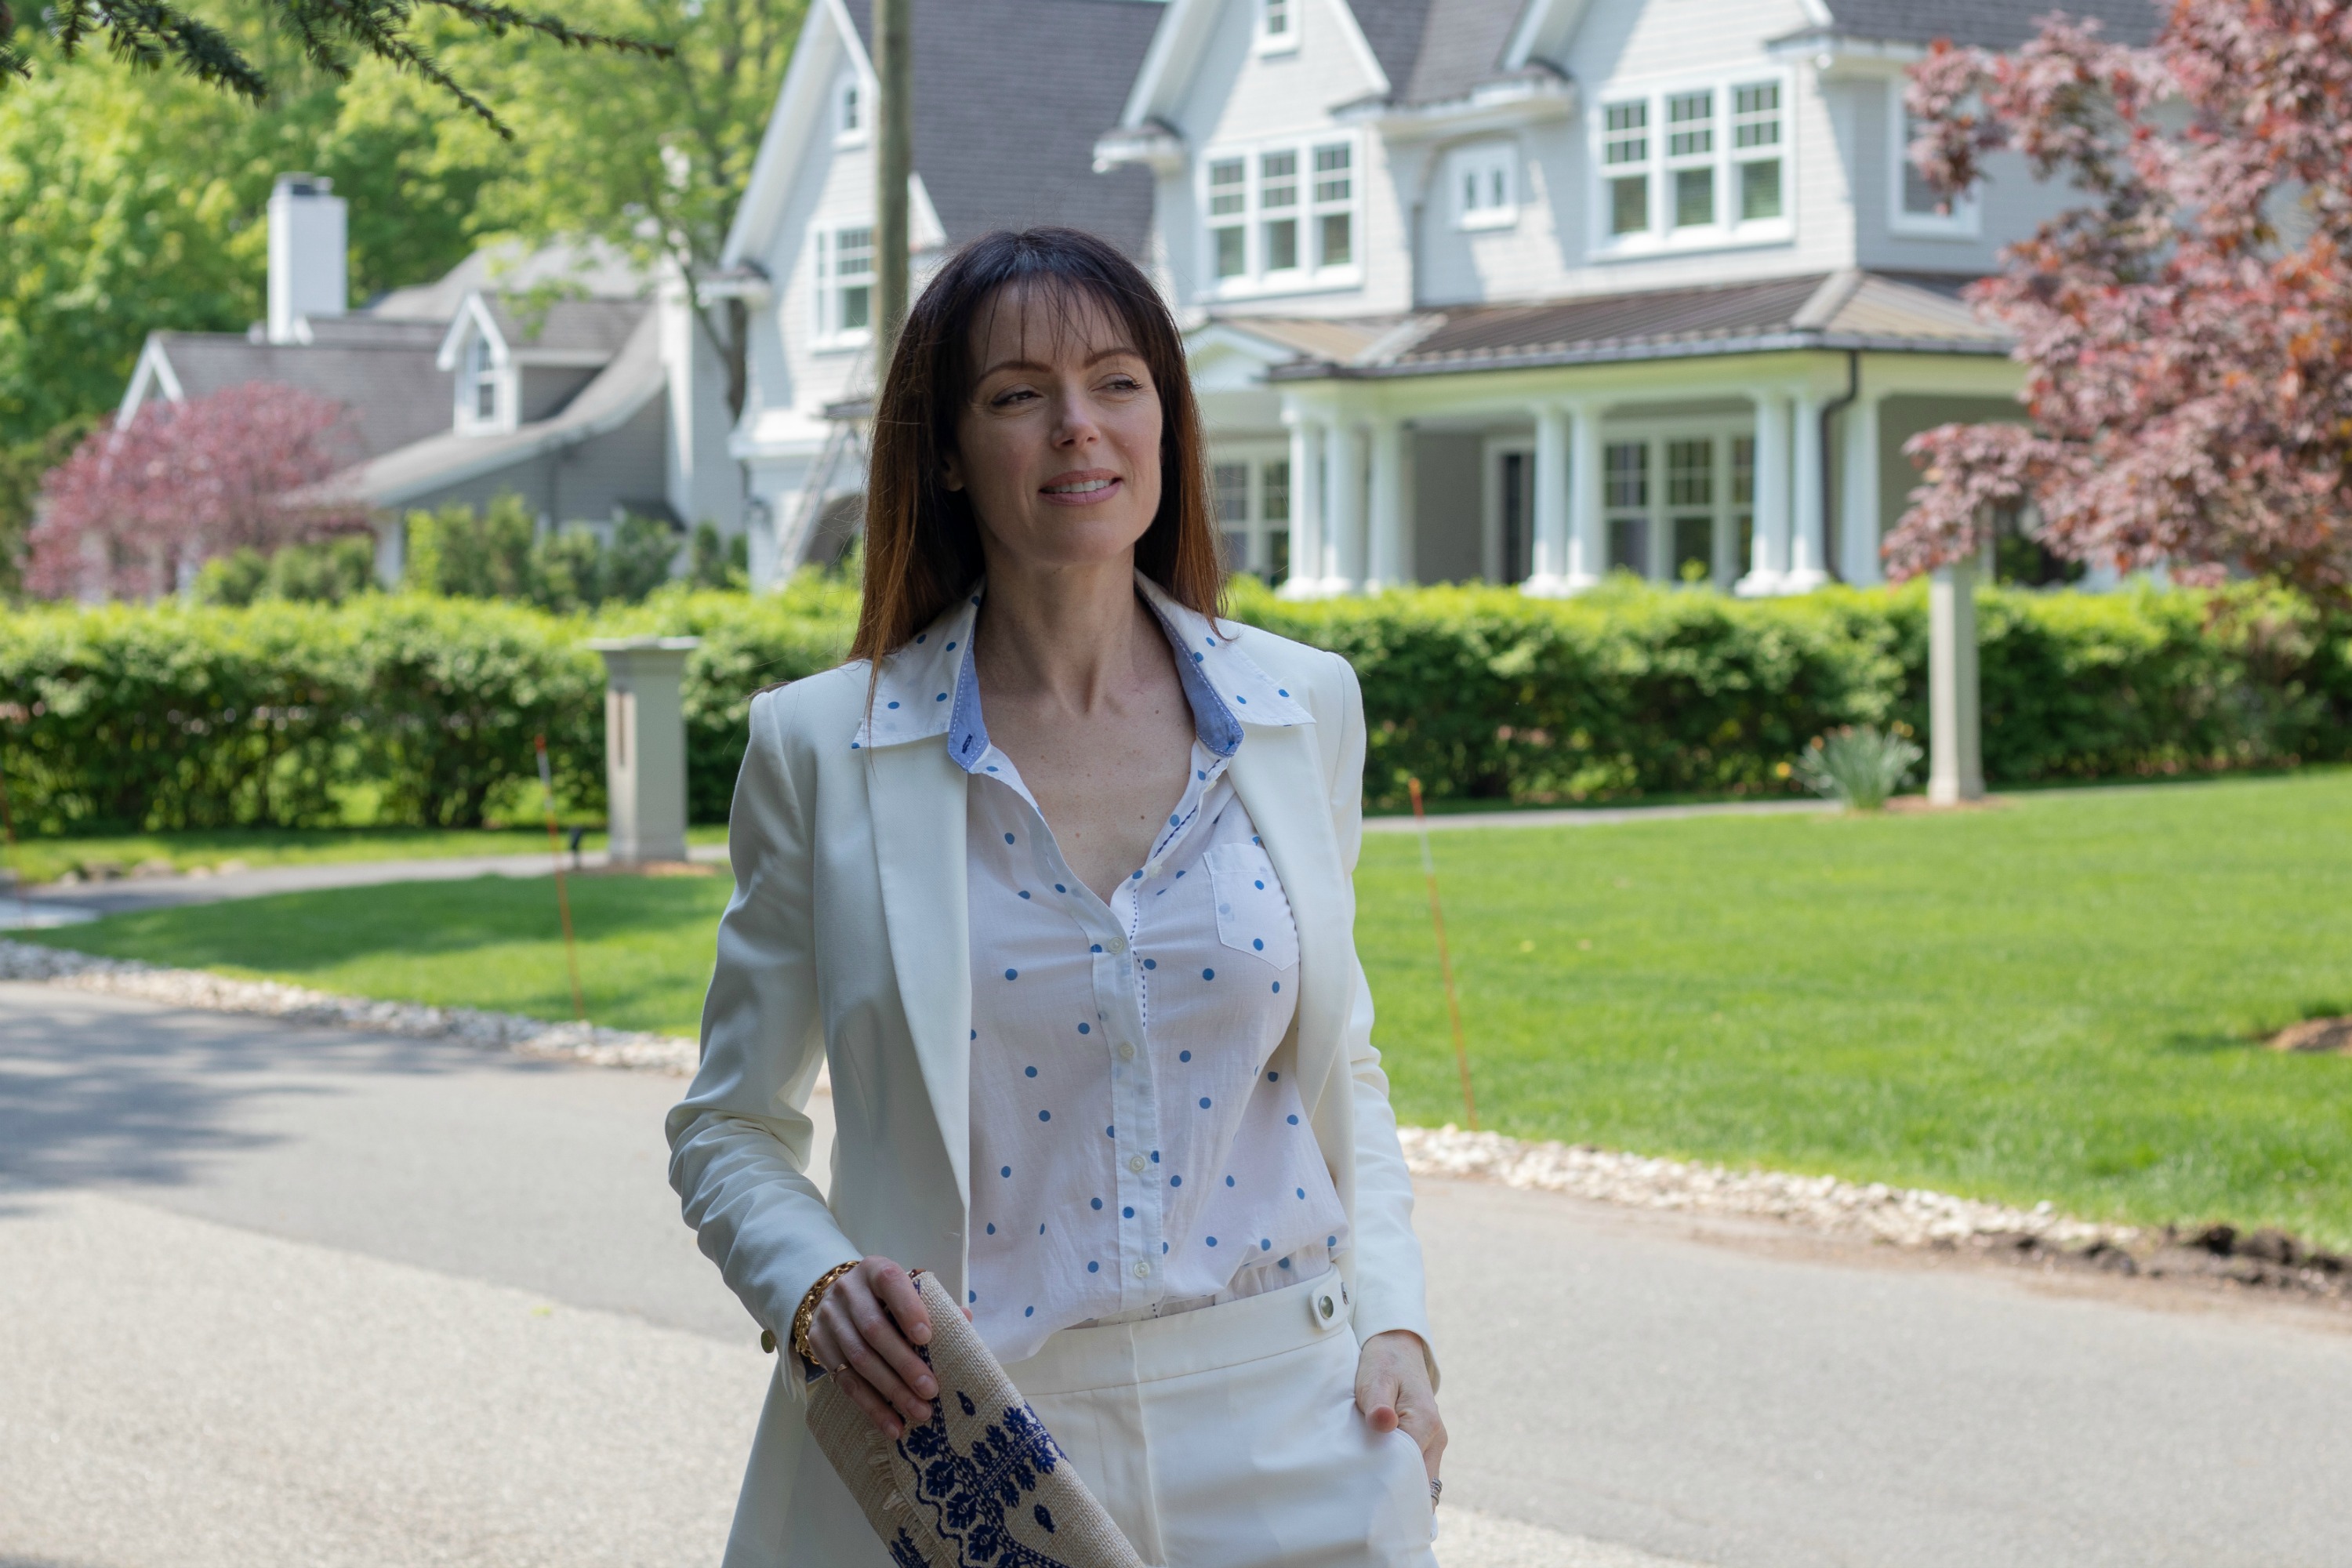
{"left": 976, "top": 345, "right": 1144, "bottom": 379}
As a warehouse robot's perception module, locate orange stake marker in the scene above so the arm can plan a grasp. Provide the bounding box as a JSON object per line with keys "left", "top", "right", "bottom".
{"left": 1407, "top": 776, "right": 1478, "bottom": 1131}
{"left": 535, "top": 735, "right": 587, "bottom": 1023}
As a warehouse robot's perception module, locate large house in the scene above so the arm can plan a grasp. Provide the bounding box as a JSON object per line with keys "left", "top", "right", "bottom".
{"left": 119, "top": 175, "right": 742, "bottom": 582}
{"left": 722, "top": 0, "right": 2154, "bottom": 594}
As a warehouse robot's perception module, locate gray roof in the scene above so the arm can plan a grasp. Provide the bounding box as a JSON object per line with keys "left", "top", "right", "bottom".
{"left": 1258, "top": 270, "right": 2010, "bottom": 379}
{"left": 1334, "top": 0, "right": 1548, "bottom": 110}
{"left": 840, "top": 0, "right": 1159, "bottom": 256}
{"left": 367, "top": 239, "right": 647, "bottom": 320}
{"left": 274, "top": 317, "right": 448, "bottom": 350}
{"left": 1813, "top": 0, "right": 2158, "bottom": 48}
{"left": 310, "top": 310, "right": 667, "bottom": 508}
{"left": 144, "top": 333, "right": 453, "bottom": 459}
{"left": 480, "top": 296, "right": 649, "bottom": 359}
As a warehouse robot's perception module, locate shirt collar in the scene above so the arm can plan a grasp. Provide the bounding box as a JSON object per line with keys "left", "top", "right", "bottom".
{"left": 851, "top": 571, "right": 1312, "bottom": 764}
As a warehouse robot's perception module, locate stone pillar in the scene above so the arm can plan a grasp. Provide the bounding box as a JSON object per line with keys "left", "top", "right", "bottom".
{"left": 1926, "top": 564, "right": 1984, "bottom": 804}
{"left": 1523, "top": 403, "right": 1572, "bottom": 596}
{"left": 588, "top": 637, "right": 701, "bottom": 864}
{"left": 1566, "top": 401, "right": 1605, "bottom": 590}
{"left": 1279, "top": 408, "right": 1327, "bottom": 599}
{"left": 1787, "top": 388, "right": 1828, "bottom": 591}
{"left": 1838, "top": 390, "right": 1885, "bottom": 586}
{"left": 1737, "top": 390, "right": 1791, "bottom": 597}
{"left": 1366, "top": 416, "right": 1407, "bottom": 590}
{"left": 1327, "top": 419, "right": 1367, "bottom": 593}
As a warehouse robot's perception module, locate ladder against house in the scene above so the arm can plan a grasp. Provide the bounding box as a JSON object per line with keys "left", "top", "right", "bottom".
{"left": 775, "top": 419, "right": 865, "bottom": 576}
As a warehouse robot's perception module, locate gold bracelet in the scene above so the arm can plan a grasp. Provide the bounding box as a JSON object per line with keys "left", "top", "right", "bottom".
{"left": 789, "top": 1259, "right": 862, "bottom": 1368}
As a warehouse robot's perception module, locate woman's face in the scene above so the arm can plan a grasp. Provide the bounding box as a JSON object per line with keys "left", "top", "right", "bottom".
{"left": 943, "top": 283, "right": 1164, "bottom": 574}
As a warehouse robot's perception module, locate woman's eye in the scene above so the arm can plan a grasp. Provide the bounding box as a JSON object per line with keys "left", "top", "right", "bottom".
{"left": 990, "top": 387, "right": 1039, "bottom": 408}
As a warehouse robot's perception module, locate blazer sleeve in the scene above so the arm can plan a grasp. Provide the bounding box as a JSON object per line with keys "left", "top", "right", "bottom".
{"left": 666, "top": 681, "right": 861, "bottom": 1365}
{"left": 1322, "top": 652, "right": 1441, "bottom": 1389}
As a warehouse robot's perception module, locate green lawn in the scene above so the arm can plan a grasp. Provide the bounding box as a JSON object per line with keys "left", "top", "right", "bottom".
{"left": 24, "top": 774, "right": 2352, "bottom": 1247}
{"left": 0, "top": 823, "right": 730, "bottom": 886}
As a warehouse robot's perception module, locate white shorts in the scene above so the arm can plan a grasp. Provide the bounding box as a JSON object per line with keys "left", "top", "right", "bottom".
{"left": 999, "top": 1272, "right": 1438, "bottom": 1568}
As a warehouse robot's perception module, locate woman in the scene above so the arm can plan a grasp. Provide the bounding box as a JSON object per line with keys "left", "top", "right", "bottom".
{"left": 667, "top": 227, "right": 1443, "bottom": 1568}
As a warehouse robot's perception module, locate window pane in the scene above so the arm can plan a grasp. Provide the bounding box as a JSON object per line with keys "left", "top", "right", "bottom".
{"left": 1214, "top": 225, "right": 1247, "bottom": 278}
{"left": 1267, "top": 528, "right": 1290, "bottom": 587}
{"left": 1900, "top": 114, "right": 1950, "bottom": 215}
{"left": 1265, "top": 217, "right": 1298, "bottom": 270}
{"left": 840, "top": 285, "right": 870, "bottom": 331}
{"left": 1264, "top": 0, "right": 1288, "bottom": 35}
{"left": 1675, "top": 167, "right": 1714, "bottom": 227}
{"left": 1214, "top": 463, "right": 1250, "bottom": 522}
{"left": 1608, "top": 517, "right": 1649, "bottom": 575}
{"left": 1319, "top": 211, "right": 1352, "bottom": 267}
{"left": 1208, "top": 158, "right": 1246, "bottom": 216}
{"left": 475, "top": 374, "right": 496, "bottom": 420}
{"left": 1222, "top": 530, "right": 1250, "bottom": 569}
{"left": 1312, "top": 143, "right": 1352, "bottom": 202}
{"left": 1731, "top": 436, "right": 1755, "bottom": 506}
{"left": 1610, "top": 175, "right": 1648, "bottom": 235}
{"left": 1602, "top": 100, "right": 1647, "bottom": 164}
{"left": 1672, "top": 517, "right": 1713, "bottom": 582}
{"left": 1740, "top": 158, "right": 1783, "bottom": 220}
{"left": 1733, "top": 82, "right": 1780, "bottom": 147}
{"left": 1604, "top": 441, "right": 1648, "bottom": 508}
{"left": 1261, "top": 150, "right": 1297, "bottom": 208}
{"left": 1667, "top": 90, "right": 1713, "bottom": 157}
{"left": 836, "top": 227, "right": 873, "bottom": 277}
{"left": 1490, "top": 168, "right": 1508, "bottom": 207}
{"left": 1667, "top": 439, "right": 1713, "bottom": 506}
{"left": 1261, "top": 459, "right": 1290, "bottom": 522}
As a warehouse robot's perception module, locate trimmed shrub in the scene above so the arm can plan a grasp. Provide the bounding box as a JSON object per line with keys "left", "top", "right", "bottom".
{"left": 0, "top": 576, "right": 2340, "bottom": 833}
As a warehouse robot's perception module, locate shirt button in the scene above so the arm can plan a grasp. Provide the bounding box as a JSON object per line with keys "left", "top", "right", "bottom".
{"left": 1117, "top": 1042, "right": 1136, "bottom": 1062}
{"left": 1127, "top": 1155, "right": 1148, "bottom": 1174}
{"left": 1106, "top": 935, "right": 1127, "bottom": 955}
{"left": 1134, "top": 1261, "right": 1151, "bottom": 1278}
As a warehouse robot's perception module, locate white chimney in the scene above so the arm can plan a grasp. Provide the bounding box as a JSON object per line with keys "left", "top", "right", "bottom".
{"left": 267, "top": 173, "right": 347, "bottom": 344}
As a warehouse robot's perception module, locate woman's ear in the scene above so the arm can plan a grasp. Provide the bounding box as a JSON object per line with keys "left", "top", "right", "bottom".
{"left": 940, "top": 448, "right": 966, "bottom": 493}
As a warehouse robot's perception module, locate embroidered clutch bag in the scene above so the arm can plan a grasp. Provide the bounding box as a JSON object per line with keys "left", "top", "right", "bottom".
{"left": 804, "top": 1270, "right": 1147, "bottom": 1568}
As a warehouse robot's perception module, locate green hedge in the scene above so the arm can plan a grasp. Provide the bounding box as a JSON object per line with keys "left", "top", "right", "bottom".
{"left": 1, "top": 577, "right": 2342, "bottom": 833}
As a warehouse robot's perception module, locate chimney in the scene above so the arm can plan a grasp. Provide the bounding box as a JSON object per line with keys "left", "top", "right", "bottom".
{"left": 267, "top": 173, "right": 347, "bottom": 344}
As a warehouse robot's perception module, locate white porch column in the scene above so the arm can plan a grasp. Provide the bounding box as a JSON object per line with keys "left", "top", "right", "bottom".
{"left": 1787, "top": 387, "right": 1828, "bottom": 591}
{"left": 1279, "top": 405, "right": 1328, "bottom": 599}
{"left": 1737, "top": 390, "right": 1791, "bottom": 597}
{"left": 1365, "top": 415, "right": 1407, "bottom": 590}
{"left": 1566, "top": 401, "right": 1605, "bottom": 590}
{"left": 1523, "top": 402, "right": 1572, "bottom": 595}
{"left": 1838, "top": 389, "right": 1885, "bottom": 586}
{"left": 1328, "top": 419, "right": 1367, "bottom": 593}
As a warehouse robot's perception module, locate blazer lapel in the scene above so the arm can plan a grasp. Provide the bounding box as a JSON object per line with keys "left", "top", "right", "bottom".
{"left": 863, "top": 739, "right": 975, "bottom": 1207}
{"left": 1228, "top": 726, "right": 1348, "bottom": 1116}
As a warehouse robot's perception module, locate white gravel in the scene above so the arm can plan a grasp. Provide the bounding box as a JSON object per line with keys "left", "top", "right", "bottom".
{"left": 2, "top": 936, "right": 2135, "bottom": 1254}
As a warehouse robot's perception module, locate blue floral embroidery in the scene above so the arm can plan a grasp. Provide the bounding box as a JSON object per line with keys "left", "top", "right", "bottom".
{"left": 893, "top": 1361, "right": 1080, "bottom": 1568}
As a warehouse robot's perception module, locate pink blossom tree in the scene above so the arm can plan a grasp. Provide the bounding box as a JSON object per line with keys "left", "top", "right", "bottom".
{"left": 1889, "top": 1, "right": 2352, "bottom": 594}
{"left": 25, "top": 381, "right": 365, "bottom": 601}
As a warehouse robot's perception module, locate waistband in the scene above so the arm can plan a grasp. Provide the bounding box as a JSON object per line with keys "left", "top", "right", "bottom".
{"left": 1000, "top": 1270, "right": 1355, "bottom": 1399}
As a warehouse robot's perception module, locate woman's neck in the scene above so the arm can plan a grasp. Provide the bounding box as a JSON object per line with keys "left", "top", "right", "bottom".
{"left": 973, "top": 554, "right": 1159, "bottom": 715}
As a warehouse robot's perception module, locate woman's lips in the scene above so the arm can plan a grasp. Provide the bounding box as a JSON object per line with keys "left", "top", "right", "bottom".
{"left": 1040, "top": 474, "right": 1123, "bottom": 505}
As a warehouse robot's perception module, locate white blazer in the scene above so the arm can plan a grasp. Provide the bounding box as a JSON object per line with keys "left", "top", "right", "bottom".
{"left": 666, "top": 612, "right": 1435, "bottom": 1566}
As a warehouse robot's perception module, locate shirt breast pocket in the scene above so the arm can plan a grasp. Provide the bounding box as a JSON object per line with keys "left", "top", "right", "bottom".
{"left": 1204, "top": 842, "right": 1300, "bottom": 971}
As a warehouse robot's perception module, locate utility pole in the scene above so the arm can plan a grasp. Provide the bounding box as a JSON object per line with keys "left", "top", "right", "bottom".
{"left": 873, "top": 0, "right": 912, "bottom": 371}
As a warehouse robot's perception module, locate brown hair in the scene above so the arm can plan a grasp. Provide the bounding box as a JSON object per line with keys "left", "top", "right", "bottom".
{"left": 851, "top": 227, "right": 1223, "bottom": 663}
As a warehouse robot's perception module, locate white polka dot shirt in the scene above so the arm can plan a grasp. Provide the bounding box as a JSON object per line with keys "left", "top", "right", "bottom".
{"left": 857, "top": 573, "right": 1350, "bottom": 1363}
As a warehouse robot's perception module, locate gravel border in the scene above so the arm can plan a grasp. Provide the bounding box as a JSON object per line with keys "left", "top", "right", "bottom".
{"left": 0, "top": 937, "right": 2147, "bottom": 1255}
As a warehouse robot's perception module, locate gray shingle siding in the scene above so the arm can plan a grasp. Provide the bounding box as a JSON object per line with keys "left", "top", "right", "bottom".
{"left": 840, "top": 0, "right": 1160, "bottom": 256}
{"left": 147, "top": 336, "right": 452, "bottom": 459}
{"left": 1819, "top": 0, "right": 2158, "bottom": 49}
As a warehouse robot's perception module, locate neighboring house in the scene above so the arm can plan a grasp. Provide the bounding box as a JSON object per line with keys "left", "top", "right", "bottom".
{"left": 718, "top": 0, "right": 2154, "bottom": 595}
{"left": 717, "top": 0, "right": 1163, "bottom": 587}
{"left": 118, "top": 174, "right": 742, "bottom": 583}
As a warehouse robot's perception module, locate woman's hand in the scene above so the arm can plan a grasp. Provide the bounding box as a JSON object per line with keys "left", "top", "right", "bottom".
{"left": 1356, "top": 1329, "right": 1446, "bottom": 1482}
{"left": 804, "top": 1256, "right": 945, "bottom": 1438}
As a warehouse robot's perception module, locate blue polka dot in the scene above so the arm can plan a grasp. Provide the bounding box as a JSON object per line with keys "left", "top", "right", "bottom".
{"left": 916, "top": 633, "right": 927, "bottom": 644}
{"left": 1225, "top": 1174, "right": 1236, "bottom": 1187}
{"left": 1077, "top": 1022, "right": 1091, "bottom": 1034}
{"left": 1261, "top": 1238, "right": 1272, "bottom": 1250}
{"left": 1169, "top": 815, "right": 1181, "bottom": 827}
{"left": 887, "top": 700, "right": 901, "bottom": 710}
{"left": 1001, "top": 1165, "right": 1012, "bottom": 1176}
{"left": 1105, "top": 1125, "right": 1116, "bottom": 1137}
{"left": 1253, "top": 938, "right": 1264, "bottom": 950}
{"left": 946, "top": 641, "right": 956, "bottom": 651}
{"left": 1254, "top": 880, "right": 1265, "bottom": 890}
{"left": 1150, "top": 1150, "right": 1160, "bottom": 1163}
{"left": 1131, "top": 869, "right": 1143, "bottom": 880}
{"left": 1328, "top": 1235, "right": 1338, "bottom": 1247}
{"left": 1040, "top": 1224, "right": 1046, "bottom": 1233}
{"left": 1205, "top": 637, "right": 1215, "bottom": 647}
{"left": 1038, "top": 1109, "right": 1051, "bottom": 1122}
{"left": 1192, "top": 651, "right": 1203, "bottom": 662}
{"left": 1004, "top": 832, "right": 1015, "bottom": 844}
{"left": 1144, "top": 959, "right": 1157, "bottom": 970}
{"left": 1091, "top": 1197, "right": 1103, "bottom": 1210}
{"left": 1297, "top": 1186, "right": 1306, "bottom": 1198}
{"left": 1123, "top": 1206, "right": 1134, "bottom": 1218}
{"left": 1236, "top": 695, "right": 1247, "bottom": 705}
{"left": 1199, "top": 1096, "right": 1212, "bottom": 1109}
{"left": 1272, "top": 982, "right": 1281, "bottom": 993}
{"left": 1278, "top": 688, "right": 1289, "bottom": 697}
{"left": 1279, "top": 1258, "right": 1291, "bottom": 1269}
{"left": 1171, "top": 1174, "right": 1181, "bottom": 1187}
{"left": 1091, "top": 944, "right": 1103, "bottom": 953}
{"left": 1005, "top": 968, "right": 1018, "bottom": 980}
{"left": 1025, "top": 1305, "right": 1035, "bottom": 1316}
{"left": 1176, "top": 870, "right": 1185, "bottom": 878}
{"left": 986, "top": 764, "right": 998, "bottom": 772}
{"left": 1019, "top": 890, "right": 1031, "bottom": 899}
{"left": 1163, "top": 1241, "right": 1170, "bottom": 1253}
{"left": 971, "top": 1029, "right": 978, "bottom": 1040}
{"left": 1196, "top": 769, "right": 1207, "bottom": 780}
{"left": 936, "top": 692, "right": 948, "bottom": 702}
{"left": 1055, "top": 884, "right": 1067, "bottom": 893}
{"left": 987, "top": 1222, "right": 996, "bottom": 1233}
{"left": 1179, "top": 1050, "right": 1191, "bottom": 1062}
{"left": 1287, "top": 1114, "right": 1299, "bottom": 1125}
{"left": 1024, "top": 1065, "right": 1038, "bottom": 1078}
{"left": 1087, "top": 1260, "right": 1100, "bottom": 1272}
{"left": 1206, "top": 1236, "right": 1218, "bottom": 1247}
{"left": 851, "top": 741, "right": 861, "bottom": 749}
{"left": 1202, "top": 968, "right": 1215, "bottom": 980}
{"left": 1268, "top": 1070, "right": 1279, "bottom": 1081}
{"left": 968, "top": 1289, "right": 976, "bottom": 1302}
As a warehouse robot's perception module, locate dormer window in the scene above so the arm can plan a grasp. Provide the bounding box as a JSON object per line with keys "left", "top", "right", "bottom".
{"left": 1594, "top": 71, "right": 1792, "bottom": 256}
{"left": 467, "top": 334, "right": 498, "bottom": 423}
{"left": 1258, "top": 0, "right": 1295, "bottom": 53}
{"left": 1889, "top": 82, "right": 1980, "bottom": 237}
{"left": 1452, "top": 142, "right": 1518, "bottom": 230}
{"left": 1202, "top": 135, "right": 1359, "bottom": 296}
{"left": 836, "top": 77, "right": 865, "bottom": 145}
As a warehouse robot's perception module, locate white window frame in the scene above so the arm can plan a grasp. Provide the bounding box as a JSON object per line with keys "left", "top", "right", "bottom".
{"left": 1589, "top": 67, "right": 1795, "bottom": 259}
{"left": 1886, "top": 79, "right": 1980, "bottom": 238}
{"left": 808, "top": 224, "right": 875, "bottom": 350}
{"left": 1210, "top": 444, "right": 1292, "bottom": 581}
{"left": 1256, "top": 0, "right": 1298, "bottom": 55}
{"left": 457, "top": 332, "right": 505, "bottom": 432}
{"left": 1199, "top": 132, "right": 1364, "bottom": 299}
{"left": 833, "top": 74, "right": 867, "bottom": 147}
{"left": 1450, "top": 140, "right": 1519, "bottom": 231}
